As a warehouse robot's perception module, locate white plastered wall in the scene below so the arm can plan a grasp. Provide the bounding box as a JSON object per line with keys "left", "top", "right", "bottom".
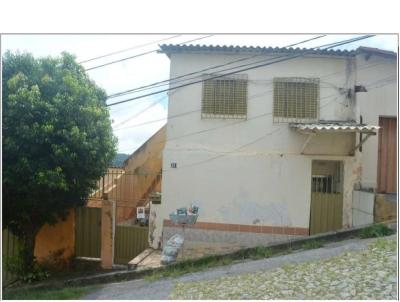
{"left": 151, "top": 51, "right": 361, "bottom": 248}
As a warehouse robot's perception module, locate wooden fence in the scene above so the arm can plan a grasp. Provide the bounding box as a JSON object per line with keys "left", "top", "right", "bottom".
{"left": 114, "top": 225, "right": 149, "bottom": 265}
{"left": 2, "top": 229, "right": 21, "bottom": 286}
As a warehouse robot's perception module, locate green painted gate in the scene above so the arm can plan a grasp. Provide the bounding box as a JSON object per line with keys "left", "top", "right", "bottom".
{"left": 75, "top": 207, "right": 102, "bottom": 258}
{"left": 114, "top": 225, "right": 149, "bottom": 265}
{"left": 310, "top": 192, "right": 343, "bottom": 235}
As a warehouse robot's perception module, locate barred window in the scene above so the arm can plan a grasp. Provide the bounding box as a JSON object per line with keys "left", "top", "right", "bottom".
{"left": 202, "top": 74, "right": 248, "bottom": 119}
{"left": 273, "top": 77, "right": 319, "bottom": 123}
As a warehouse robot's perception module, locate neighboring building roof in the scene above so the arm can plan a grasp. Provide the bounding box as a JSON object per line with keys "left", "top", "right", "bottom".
{"left": 159, "top": 44, "right": 356, "bottom": 57}
{"left": 357, "top": 46, "right": 397, "bottom": 59}
{"left": 290, "top": 122, "right": 380, "bottom": 133}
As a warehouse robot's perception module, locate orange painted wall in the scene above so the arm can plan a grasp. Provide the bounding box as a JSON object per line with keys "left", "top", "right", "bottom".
{"left": 34, "top": 209, "right": 75, "bottom": 266}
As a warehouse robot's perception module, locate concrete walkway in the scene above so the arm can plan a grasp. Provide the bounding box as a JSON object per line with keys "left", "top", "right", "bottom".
{"left": 82, "top": 235, "right": 396, "bottom": 300}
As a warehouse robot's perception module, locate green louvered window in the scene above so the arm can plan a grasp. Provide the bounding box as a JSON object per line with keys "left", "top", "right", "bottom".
{"left": 202, "top": 74, "right": 248, "bottom": 119}
{"left": 273, "top": 77, "right": 319, "bottom": 123}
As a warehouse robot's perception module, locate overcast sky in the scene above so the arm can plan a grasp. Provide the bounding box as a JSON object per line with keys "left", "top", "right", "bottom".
{"left": 2, "top": 34, "right": 397, "bottom": 154}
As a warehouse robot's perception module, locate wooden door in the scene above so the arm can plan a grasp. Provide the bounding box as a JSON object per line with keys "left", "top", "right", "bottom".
{"left": 377, "top": 117, "right": 397, "bottom": 193}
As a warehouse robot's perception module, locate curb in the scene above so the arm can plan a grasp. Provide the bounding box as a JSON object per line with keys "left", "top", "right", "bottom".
{"left": 5, "top": 221, "right": 397, "bottom": 291}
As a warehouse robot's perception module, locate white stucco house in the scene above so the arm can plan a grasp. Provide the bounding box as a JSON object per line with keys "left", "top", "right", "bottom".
{"left": 149, "top": 44, "right": 397, "bottom": 252}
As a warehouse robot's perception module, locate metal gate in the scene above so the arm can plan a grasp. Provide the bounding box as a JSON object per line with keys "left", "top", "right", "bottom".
{"left": 75, "top": 207, "right": 102, "bottom": 258}
{"left": 114, "top": 225, "right": 149, "bottom": 265}
{"left": 310, "top": 192, "right": 343, "bottom": 235}
{"left": 309, "top": 160, "right": 343, "bottom": 235}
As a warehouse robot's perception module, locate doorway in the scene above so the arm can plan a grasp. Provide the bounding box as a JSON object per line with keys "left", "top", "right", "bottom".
{"left": 309, "top": 160, "right": 343, "bottom": 235}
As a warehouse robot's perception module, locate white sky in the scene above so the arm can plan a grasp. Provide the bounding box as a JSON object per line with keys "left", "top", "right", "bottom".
{"left": 1, "top": 34, "right": 397, "bottom": 154}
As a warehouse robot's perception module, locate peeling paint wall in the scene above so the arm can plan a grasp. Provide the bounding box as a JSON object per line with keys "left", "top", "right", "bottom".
{"left": 34, "top": 209, "right": 75, "bottom": 267}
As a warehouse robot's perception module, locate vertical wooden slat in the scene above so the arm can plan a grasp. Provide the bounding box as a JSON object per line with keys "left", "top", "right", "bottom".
{"left": 378, "top": 117, "right": 396, "bottom": 193}
{"left": 387, "top": 118, "right": 397, "bottom": 192}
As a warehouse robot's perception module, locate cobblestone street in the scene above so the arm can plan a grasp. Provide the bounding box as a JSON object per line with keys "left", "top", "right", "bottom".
{"left": 82, "top": 235, "right": 397, "bottom": 300}
{"left": 170, "top": 237, "right": 397, "bottom": 300}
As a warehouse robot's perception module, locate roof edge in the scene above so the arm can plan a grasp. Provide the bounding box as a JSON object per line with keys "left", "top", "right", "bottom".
{"left": 158, "top": 44, "right": 356, "bottom": 57}
{"left": 356, "top": 46, "right": 397, "bottom": 59}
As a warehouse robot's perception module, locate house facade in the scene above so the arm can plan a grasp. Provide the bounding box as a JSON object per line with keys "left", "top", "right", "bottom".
{"left": 149, "top": 44, "right": 397, "bottom": 252}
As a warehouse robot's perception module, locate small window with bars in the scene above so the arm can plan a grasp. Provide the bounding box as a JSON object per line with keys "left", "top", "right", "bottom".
{"left": 201, "top": 74, "right": 248, "bottom": 119}
{"left": 273, "top": 77, "right": 319, "bottom": 123}
{"left": 312, "top": 173, "right": 342, "bottom": 193}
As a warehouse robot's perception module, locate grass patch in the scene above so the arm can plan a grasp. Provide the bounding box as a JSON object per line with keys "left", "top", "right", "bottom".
{"left": 2, "top": 285, "right": 99, "bottom": 300}
{"left": 145, "top": 255, "right": 222, "bottom": 281}
{"left": 146, "top": 246, "right": 280, "bottom": 281}
{"left": 249, "top": 246, "right": 273, "bottom": 260}
{"left": 359, "top": 223, "right": 394, "bottom": 239}
{"left": 301, "top": 240, "right": 324, "bottom": 250}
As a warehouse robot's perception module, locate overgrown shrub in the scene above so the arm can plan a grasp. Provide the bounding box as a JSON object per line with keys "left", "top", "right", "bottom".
{"left": 359, "top": 223, "right": 394, "bottom": 238}
{"left": 6, "top": 256, "right": 50, "bottom": 283}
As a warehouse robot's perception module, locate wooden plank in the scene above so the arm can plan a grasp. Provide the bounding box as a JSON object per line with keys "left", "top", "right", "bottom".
{"left": 387, "top": 118, "right": 397, "bottom": 192}
{"left": 377, "top": 117, "right": 385, "bottom": 192}
{"left": 377, "top": 117, "right": 397, "bottom": 193}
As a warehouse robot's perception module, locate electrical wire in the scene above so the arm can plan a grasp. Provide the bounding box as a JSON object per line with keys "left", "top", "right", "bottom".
{"left": 112, "top": 94, "right": 168, "bottom": 128}
{"left": 107, "top": 35, "right": 367, "bottom": 101}
{"left": 115, "top": 92, "right": 343, "bottom": 154}
{"left": 85, "top": 35, "right": 214, "bottom": 71}
{"left": 79, "top": 35, "right": 181, "bottom": 64}
{"left": 107, "top": 36, "right": 329, "bottom": 127}
{"left": 106, "top": 35, "right": 327, "bottom": 99}
{"left": 113, "top": 58, "right": 383, "bottom": 133}
{"left": 115, "top": 76, "right": 393, "bottom": 155}
{"left": 111, "top": 59, "right": 391, "bottom": 134}
{"left": 106, "top": 35, "right": 375, "bottom": 107}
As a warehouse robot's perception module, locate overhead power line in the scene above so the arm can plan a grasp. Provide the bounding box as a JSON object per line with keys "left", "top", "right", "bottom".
{"left": 106, "top": 35, "right": 374, "bottom": 107}
{"left": 107, "top": 35, "right": 327, "bottom": 99}
{"left": 85, "top": 35, "right": 214, "bottom": 71}
{"left": 79, "top": 35, "right": 182, "bottom": 64}
{"left": 113, "top": 58, "right": 387, "bottom": 136}
{"left": 115, "top": 61, "right": 392, "bottom": 154}
{"left": 107, "top": 35, "right": 328, "bottom": 126}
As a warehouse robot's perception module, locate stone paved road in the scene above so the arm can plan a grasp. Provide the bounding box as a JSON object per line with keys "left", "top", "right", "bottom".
{"left": 82, "top": 235, "right": 397, "bottom": 300}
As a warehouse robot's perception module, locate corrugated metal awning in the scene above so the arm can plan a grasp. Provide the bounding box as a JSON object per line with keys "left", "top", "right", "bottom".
{"left": 291, "top": 122, "right": 380, "bottom": 154}
{"left": 290, "top": 122, "right": 380, "bottom": 134}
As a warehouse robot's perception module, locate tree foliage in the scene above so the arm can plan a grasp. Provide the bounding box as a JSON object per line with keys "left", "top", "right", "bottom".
{"left": 2, "top": 51, "right": 117, "bottom": 269}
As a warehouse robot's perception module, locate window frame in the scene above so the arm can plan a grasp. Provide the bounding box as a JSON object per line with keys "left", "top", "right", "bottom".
{"left": 273, "top": 77, "right": 320, "bottom": 123}
{"left": 201, "top": 74, "right": 248, "bottom": 119}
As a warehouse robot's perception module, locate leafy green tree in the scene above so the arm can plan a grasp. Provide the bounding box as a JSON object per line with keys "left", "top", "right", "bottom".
{"left": 2, "top": 51, "right": 117, "bottom": 270}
